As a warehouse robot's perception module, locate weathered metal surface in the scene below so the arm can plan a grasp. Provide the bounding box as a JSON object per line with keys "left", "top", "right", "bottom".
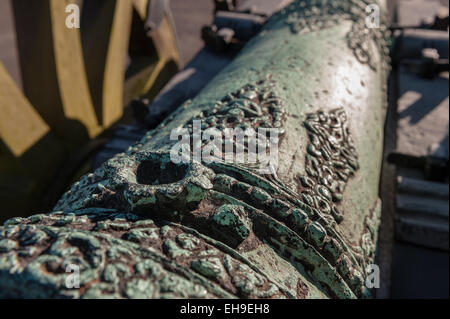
{"left": 0, "top": 0, "right": 390, "bottom": 298}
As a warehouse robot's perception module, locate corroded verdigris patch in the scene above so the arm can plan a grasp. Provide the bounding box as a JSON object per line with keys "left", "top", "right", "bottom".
{"left": 212, "top": 205, "right": 251, "bottom": 243}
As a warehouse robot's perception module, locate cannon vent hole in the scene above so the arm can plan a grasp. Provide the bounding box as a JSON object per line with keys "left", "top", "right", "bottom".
{"left": 136, "top": 159, "right": 188, "bottom": 185}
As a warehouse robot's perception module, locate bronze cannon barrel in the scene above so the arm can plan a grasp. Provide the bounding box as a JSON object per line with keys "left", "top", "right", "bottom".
{"left": 0, "top": 0, "right": 390, "bottom": 298}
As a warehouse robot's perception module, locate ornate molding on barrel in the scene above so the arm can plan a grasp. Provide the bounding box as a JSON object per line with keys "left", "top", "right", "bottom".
{"left": 1, "top": 211, "right": 292, "bottom": 298}
{"left": 300, "top": 108, "right": 359, "bottom": 224}
{"left": 267, "top": 0, "right": 391, "bottom": 71}
{"left": 0, "top": 0, "right": 389, "bottom": 299}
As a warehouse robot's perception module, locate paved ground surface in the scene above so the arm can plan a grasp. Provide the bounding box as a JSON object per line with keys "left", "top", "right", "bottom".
{"left": 397, "top": 69, "right": 449, "bottom": 159}
{"left": 388, "top": 0, "right": 449, "bottom": 299}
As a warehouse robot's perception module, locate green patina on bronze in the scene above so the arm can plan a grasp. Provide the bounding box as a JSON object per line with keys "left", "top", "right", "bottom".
{"left": 0, "top": 0, "right": 390, "bottom": 298}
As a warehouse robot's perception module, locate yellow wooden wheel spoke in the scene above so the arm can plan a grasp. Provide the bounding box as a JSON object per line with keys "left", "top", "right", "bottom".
{"left": 0, "top": 62, "right": 50, "bottom": 158}
{"left": 12, "top": 0, "right": 101, "bottom": 142}
{"left": 81, "top": 0, "right": 133, "bottom": 128}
